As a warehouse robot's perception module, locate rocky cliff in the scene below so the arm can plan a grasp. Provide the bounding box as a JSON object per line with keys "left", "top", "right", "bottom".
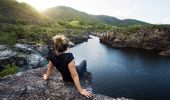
{"left": 0, "top": 67, "right": 130, "bottom": 100}
{"left": 0, "top": 34, "right": 89, "bottom": 74}
{"left": 0, "top": 34, "right": 131, "bottom": 100}
{"left": 96, "top": 25, "right": 170, "bottom": 56}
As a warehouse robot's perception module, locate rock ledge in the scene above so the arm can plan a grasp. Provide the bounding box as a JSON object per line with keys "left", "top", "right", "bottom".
{"left": 0, "top": 67, "right": 131, "bottom": 100}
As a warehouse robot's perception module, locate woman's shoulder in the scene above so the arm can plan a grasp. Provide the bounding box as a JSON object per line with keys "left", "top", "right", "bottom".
{"left": 47, "top": 50, "right": 57, "bottom": 60}
{"left": 64, "top": 52, "right": 74, "bottom": 63}
{"left": 48, "top": 50, "right": 56, "bottom": 56}
{"left": 65, "top": 52, "right": 74, "bottom": 57}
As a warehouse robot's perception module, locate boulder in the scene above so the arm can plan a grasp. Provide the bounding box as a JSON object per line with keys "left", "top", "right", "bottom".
{"left": 0, "top": 44, "right": 49, "bottom": 70}
{"left": 0, "top": 67, "right": 131, "bottom": 100}
{"left": 97, "top": 27, "right": 170, "bottom": 56}
{"left": 159, "top": 50, "right": 170, "bottom": 56}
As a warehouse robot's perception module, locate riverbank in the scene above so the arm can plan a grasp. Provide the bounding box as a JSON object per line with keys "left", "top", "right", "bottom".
{"left": 92, "top": 25, "right": 170, "bottom": 56}
{"left": 0, "top": 35, "right": 132, "bottom": 100}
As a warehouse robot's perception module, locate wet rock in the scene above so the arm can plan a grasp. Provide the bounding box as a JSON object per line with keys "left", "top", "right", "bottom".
{"left": 0, "top": 49, "right": 17, "bottom": 60}
{"left": 0, "top": 45, "right": 20, "bottom": 66}
{"left": 27, "top": 54, "right": 47, "bottom": 69}
{"left": 0, "top": 45, "right": 8, "bottom": 50}
{"left": 67, "top": 34, "right": 90, "bottom": 44}
{"left": 36, "top": 44, "right": 49, "bottom": 57}
{"left": 159, "top": 50, "right": 170, "bottom": 56}
{"left": 15, "top": 43, "right": 33, "bottom": 54}
{"left": 0, "top": 67, "right": 131, "bottom": 100}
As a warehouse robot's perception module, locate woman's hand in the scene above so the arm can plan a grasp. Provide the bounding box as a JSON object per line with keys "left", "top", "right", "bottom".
{"left": 68, "top": 60, "right": 93, "bottom": 98}
{"left": 80, "top": 89, "right": 93, "bottom": 98}
{"left": 43, "top": 74, "right": 48, "bottom": 80}
{"left": 43, "top": 61, "right": 53, "bottom": 81}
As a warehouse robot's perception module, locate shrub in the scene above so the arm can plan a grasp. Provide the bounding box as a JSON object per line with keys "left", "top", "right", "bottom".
{"left": 0, "top": 32, "right": 16, "bottom": 45}
{"left": 0, "top": 64, "right": 18, "bottom": 77}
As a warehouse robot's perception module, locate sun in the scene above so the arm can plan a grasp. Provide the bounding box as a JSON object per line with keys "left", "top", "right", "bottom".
{"left": 17, "top": 0, "right": 51, "bottom": 11}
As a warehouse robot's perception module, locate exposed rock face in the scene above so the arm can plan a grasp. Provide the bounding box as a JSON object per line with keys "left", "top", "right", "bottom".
{"left": 0, "top": 67, "right": 130, "bottom": 100}
{"left": 67, "top": 34, "right": 90, "bottom": 44}
{"left": 0, "top": 34, "right": 90, "bottom": 72}
{"left": 0, "top": 44, "right": 48, "bottom": 72}
{"left": 0, "top": 34, "right": 131, "bottom": 100}
{"left": 95, "top": 26, "right": 170, "bottom": 56}
{"left": 159, "top": 50, "right": 170, "bottom": 56}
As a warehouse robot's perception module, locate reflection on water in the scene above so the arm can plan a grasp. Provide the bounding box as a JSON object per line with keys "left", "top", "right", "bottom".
{"left": 70, "top": 35, "right": 170, "bottom": 100}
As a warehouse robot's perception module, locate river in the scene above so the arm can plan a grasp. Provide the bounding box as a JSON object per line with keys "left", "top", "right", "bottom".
{"left": 69, "top": 35, "right": 170, "bottom": 100}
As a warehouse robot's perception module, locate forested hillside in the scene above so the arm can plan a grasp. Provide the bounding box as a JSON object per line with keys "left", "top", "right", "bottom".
{"left": 43, "top": 6, "right": 148, "bottom": 27}
{"left": 0, "top": 0, "right": 46, "bottom": 24}
{"left": 0, "top": 0, "right": 169, "bottom": 46}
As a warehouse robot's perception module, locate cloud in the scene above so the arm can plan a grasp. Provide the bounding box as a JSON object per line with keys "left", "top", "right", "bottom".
{"left": 161, "top": 17, "right": 170, "bottom": 24}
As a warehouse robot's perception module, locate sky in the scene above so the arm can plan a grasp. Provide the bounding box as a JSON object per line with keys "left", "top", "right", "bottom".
{"left": 17, "top": 0, "right": 170, "bottom": 24}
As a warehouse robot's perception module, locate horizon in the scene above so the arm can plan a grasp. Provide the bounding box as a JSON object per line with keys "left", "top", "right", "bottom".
{"left": 17, "top": 0, "right": 170, "bottom": 24}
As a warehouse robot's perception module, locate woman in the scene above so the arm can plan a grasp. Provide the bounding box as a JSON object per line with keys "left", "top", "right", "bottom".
{"left": 43, "top": 35, "right": 93, "bottom": 98}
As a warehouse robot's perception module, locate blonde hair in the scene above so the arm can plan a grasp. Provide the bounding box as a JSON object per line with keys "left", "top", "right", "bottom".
{"left": 52, "top": 35, "right": 69, "bottom": 53}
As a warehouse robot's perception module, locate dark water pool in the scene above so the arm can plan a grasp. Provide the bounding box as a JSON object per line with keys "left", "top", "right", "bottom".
{"left": 70, "top": 35, "right": 170, "bottom": 100}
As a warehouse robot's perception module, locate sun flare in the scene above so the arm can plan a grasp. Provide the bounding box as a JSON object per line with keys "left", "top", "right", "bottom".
{"left": 16, "top": 0, "right": 170, "bottom": 24}
{"left": 17, "top": 0, "right": 53, "bottom": 11}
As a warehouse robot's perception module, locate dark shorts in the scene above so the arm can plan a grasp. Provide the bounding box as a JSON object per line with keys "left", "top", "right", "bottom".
{"left": 76, "top": 60, "right": 87, "bottom": 79}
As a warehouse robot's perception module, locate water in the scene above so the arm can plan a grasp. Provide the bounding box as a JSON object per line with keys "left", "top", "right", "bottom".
{"left": 69, "top": 35, "right": 170, "bottom": 100}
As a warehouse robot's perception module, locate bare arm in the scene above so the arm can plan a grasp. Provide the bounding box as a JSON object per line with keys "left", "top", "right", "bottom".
{"left": 43, "top": 60, "right": 53, "bottom": 80}
{"left": 68, "top": 60, "right": 93, "bottom": 98}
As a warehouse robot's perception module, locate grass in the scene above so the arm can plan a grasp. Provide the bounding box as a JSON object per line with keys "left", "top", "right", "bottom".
{"left": 69, "top": 20, "right": 80, "bottom": 26}
{"left": 0, "top": 64, "right": 18, "bottom": 77}
{"left": 0, "top": 32, "right": 16, "bottom": 45}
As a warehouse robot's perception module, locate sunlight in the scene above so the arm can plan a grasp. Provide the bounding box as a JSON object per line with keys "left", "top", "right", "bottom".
{"left": 17, "top": 0, "right": 54, "bottom": 11}
{"left": 34, "top": 3, "right": 48, "bottom": 11}
{"left": 17, "top": 0, "right": 89, "bottom": 11}
{"left": 16, "top": 0, "right": 170, "bottom": 24}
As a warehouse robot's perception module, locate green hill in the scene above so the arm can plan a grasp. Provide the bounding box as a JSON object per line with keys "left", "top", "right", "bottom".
{"left": 0, "top": 0, "right": 54, "bottom": 45}
{"left": 43, "top": 6, "right": 99, "bottom": 28}
{"left": 1, "top": 0, "right": 168, "bottom": 45}
{"left": 0, "top": 0, "right": 47, "bottom": 24}
{"left": 43, "top": 6, "right": 149, "bottom": 26}
{"left": 0, "top": 0, "right": 149, "bottom": 27}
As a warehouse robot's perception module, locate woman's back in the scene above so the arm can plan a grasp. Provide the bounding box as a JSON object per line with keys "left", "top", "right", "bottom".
{"left": 43, "top": 35, "right": 93, "bottom": 98}
{"left": 48, "top": 51, "right": 74, "bottom": 82}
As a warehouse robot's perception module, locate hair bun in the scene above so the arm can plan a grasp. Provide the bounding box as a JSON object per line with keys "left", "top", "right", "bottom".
{"left": 53, "top": 36, "right": 63, "bottom": 43}
{"left": 52, "top": 35, "right": 69, "bottom": 53}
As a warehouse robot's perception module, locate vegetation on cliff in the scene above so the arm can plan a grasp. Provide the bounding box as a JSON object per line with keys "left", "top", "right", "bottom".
{"left": 0, "top": 63, "right": 18, "bottom": 77}
{"left": 0, "top": 0, "right": 151, "bottom": 45}
{"left": 99, "top": 25, "right": 170, "bottom": 55}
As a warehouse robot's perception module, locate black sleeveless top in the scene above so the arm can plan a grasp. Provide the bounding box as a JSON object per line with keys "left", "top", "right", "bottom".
{"left": 47, "top": 51, "right": 74, "bottom": 82}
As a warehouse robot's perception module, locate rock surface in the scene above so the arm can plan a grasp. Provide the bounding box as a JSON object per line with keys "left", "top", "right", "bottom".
{"left": 159, "top": 50, "right": 170, "bottom": 56}
{"left": 0, "top": 44, "right": 48, "bottom": 72}
{"left": 67, "top": 34, "right": 90, "bottom": 44}
{"left": 93, "top": 26, "right": 170, "bottom": 56}
{"left": 0, "top": 34, "right": 132, "bottom": 100}
{"left": 0, "top": 34, "right": 90, "bottom": 72}
{"left": 0, "top": 67, "right": 131, "bottom": 100}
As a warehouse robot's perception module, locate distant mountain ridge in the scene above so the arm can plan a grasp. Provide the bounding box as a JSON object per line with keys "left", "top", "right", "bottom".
{"left": 0, "top": 0, "right": 149, "bottom": 26}
{"left": 43, "top": 6, "right": 149, "bottom": 26}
